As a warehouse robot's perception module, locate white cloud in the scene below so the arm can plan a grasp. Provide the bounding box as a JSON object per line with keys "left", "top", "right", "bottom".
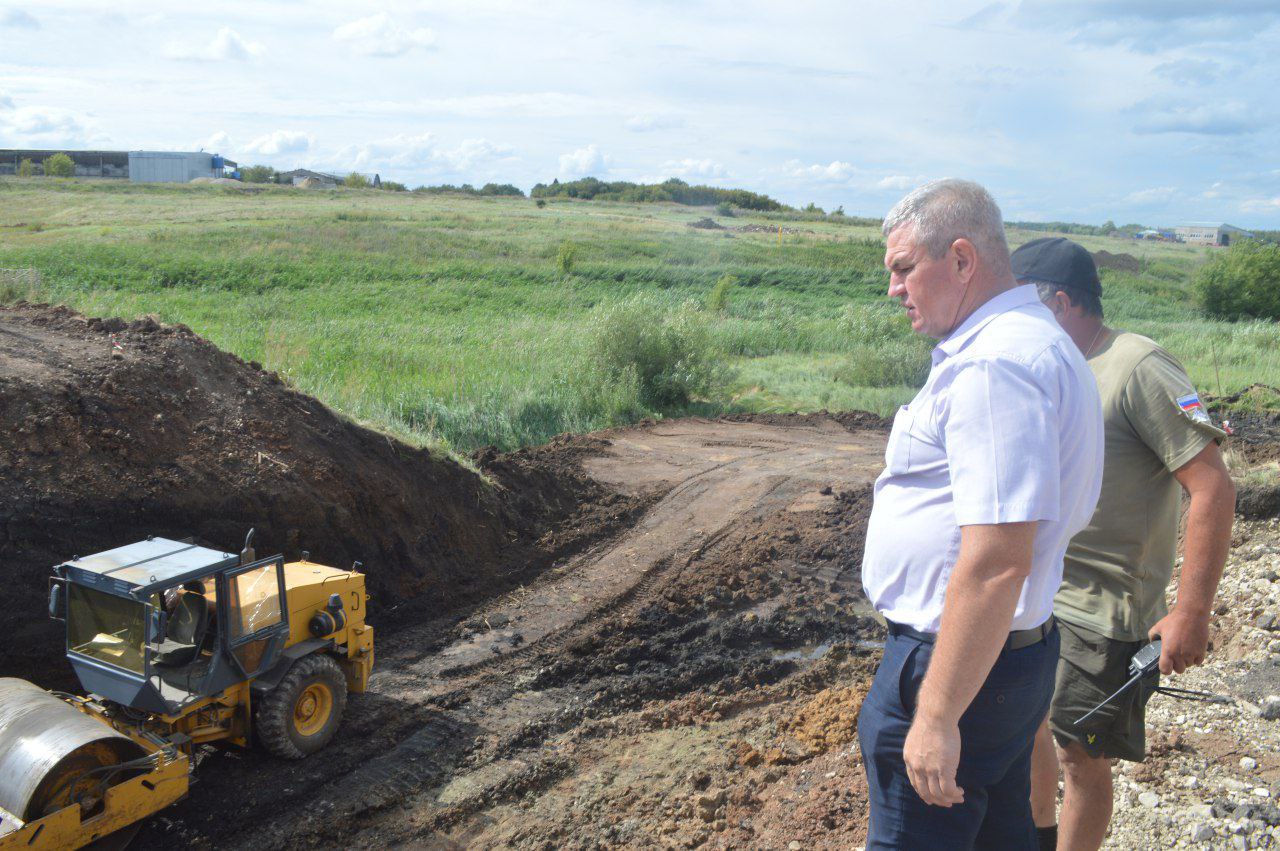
{"left": 1241, "top": 196, "right": 1280, "bottom": 213}
{"left": 0, "top": 106, "right": 95, "bottom": 146}
{"left": 662, "top": 158, "right": 728, "bottom": 180}
{"left": 1125, "top": 186, "right": 1178, "bottom": 204}
{"left": 199, "top": 130, "right": 232, "bottom": 152}
{"left": 784, "top": 159, "right": 856, "bottom": 182}
{"left": 165, "top": 27, "right": 265, "bottom": 62}
{"left": 626, "top": 114, "right": 684, "bottom": 133}
{"left": 434, "top": 138, "right": 517, "bottom": 171}
{"left": 364, "top": 92, "right": 611, "bottom": 119}
{"left": 558, "top": 144, "right": 608, "bottom": 178}
{"left": 333, "top": 14, "right": 436, "bottom": 58}
{"left": 0, "top": 10, "right": 39, "bottom": 29}
{"left": 876, "top": 174, "right": 923, "bottom": 191}
{"left": 243, "top": 130, "right": 313, "bottom": 156}
{"left": 0, "top": 92, "right": 13, "bottom": 111}
{"left": 1128, "top": 98, "right": 1258, "bottom": 136}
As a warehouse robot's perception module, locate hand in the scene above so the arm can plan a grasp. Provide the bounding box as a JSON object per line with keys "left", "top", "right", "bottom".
{"left": 1149, "top": 607, "right": 1210, "bottom": 675}
{"left": 903, "top": 715, "right": 965, "bottom": 807}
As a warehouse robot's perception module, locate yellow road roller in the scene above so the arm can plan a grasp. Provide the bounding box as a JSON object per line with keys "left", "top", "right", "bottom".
{"left": 0, "top": 534, "right": 373, "bottom": 849}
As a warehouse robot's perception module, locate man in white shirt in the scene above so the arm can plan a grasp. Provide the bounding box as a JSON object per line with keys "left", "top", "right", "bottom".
{"left": 857, "top": 179, "right": 1103, "bottom": 849}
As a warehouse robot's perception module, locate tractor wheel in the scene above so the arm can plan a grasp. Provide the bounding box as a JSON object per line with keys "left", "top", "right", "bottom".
{"left": 256, "top": 654, "right": 347, "bottom": 759}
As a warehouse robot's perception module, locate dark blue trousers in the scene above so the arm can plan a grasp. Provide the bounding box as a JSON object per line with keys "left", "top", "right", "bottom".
{"left": 857, "top": 624, "right": 1059, "bottom": 850}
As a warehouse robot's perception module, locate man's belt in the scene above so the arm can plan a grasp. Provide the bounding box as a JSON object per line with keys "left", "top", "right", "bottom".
{"left": 886, "top": 616, "right": 1055, "bottom": 651}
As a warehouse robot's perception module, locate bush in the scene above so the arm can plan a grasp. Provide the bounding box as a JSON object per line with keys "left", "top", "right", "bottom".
{"left": 241, "top": 165, "right": 276, "bottom": 183}
{"left": 1196, "top": 240, "right": 1280, "bottom": 320}
{"left": 715, "top": 202, "right": 735, "bottom": 217}
{"left": 535, "top": 198, "right": 547, "bottom": 208}
{"left": 707, "top": 274, "right": 736, "bottom": 312}
{"left": 44, "top": 153, "right": 75, "bottom": 177}
{"left": 380, "top": 181, "right": 407, "bottom": 192}
{"left": 343, "top": 172, "right": 370, "bottom": 189}
{"left": 587, "top": 294, "right": 721, "bottom": 409}
{"left": 838, "top": 301, "right": 915, "bottom": 344}
{"left": 17, "top": 158, "right": 36, "bottom": 177}
{"left": 556, "top": 241, "right": 577, "bottom": 276}
{"left": 836, "top": 340, "right": 931, "bottom": 388}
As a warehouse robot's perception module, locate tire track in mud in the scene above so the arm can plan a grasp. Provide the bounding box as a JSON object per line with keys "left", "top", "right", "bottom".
{"left": 136, "top": 417, "right": 888, "bottom": 850}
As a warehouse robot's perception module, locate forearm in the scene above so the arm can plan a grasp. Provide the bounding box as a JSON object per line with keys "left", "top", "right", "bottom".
{"left": 1174, "top": 480, "right": 1236, "bottom": 616}
{"left": 916, "top": 557, "right": 1027, "bottom": 724}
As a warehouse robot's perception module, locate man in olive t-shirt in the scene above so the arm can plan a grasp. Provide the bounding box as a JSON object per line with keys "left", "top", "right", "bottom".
{"left": 1013, "top": 238, "right": 1236, "bottom": 851}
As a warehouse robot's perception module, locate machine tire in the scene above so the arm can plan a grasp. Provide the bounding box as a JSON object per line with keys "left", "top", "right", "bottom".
{"left": 256, "top": 654, "right": 347, "bottom": 759}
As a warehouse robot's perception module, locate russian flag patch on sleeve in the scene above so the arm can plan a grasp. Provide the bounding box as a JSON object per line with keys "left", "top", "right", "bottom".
{"left": 1177, "top": 392, "right": 1212, "bottom": 424}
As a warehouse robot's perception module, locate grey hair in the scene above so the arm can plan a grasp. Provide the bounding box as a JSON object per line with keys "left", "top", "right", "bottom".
{"left": 1027, "top": 278, "right": 1104, "bottom": 319}
{"left": 881, "top": 178, "right": 1011, "bottom": 267}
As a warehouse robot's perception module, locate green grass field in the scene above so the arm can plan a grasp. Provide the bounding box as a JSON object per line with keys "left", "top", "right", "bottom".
{"left": 1, "top": 178, "right": 1276, "bottom": 453}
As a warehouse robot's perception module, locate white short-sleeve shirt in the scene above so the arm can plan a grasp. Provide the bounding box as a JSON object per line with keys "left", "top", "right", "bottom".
{"left": 861, "top": 284, "right": 1103, "bottom": 633}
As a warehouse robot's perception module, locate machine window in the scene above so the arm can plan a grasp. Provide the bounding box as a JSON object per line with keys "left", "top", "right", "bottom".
{"left": 229, "top": 564, "right": 282, "bottom": 639}
{"left": 67, "top": 584, "right": 146, "bottom": 674}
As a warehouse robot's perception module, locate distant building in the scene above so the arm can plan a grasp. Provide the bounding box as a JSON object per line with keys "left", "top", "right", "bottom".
{"left": 1173, "top": 223, "right": 1255, "bottom": 247}
{"left": 0, "top": 149, "right": 129, "bottom": 178}
{"left": 0, "top": 149, "right": 236, "bottom": 182}
{"left": 279, "top": 168, "right": 342, "bottom": 188}
{"left": 128, "top": 151, "right": 236, "bottom": 183}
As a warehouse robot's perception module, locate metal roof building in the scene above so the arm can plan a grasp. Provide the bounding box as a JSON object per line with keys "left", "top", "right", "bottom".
{"left": 0, "top": 149, "right": 130, "bottom": 178}
{"left": 127, "top": 151, "right": 236, "bottom": 183}
{"left": 1172, "top": 223, "right": 1255, "bottom": 247}
{"left": 0, "top": 149, "right": 237, "bottom": 182}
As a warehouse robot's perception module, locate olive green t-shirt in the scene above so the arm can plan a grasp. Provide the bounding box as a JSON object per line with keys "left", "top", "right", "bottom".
{"left": 1054, "top": 331, "right": 1225, "bottom": 641}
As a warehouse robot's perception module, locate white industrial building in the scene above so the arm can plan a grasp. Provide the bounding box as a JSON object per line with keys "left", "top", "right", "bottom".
{"left": 127, "top": 151, "right": 236, "bottom": 183}
{"left": 1172, "top": 223, "right": 1255, "bottom": 247}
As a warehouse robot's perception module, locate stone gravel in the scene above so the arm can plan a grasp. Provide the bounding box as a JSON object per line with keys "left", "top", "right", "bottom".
{"left": 1093, "top": 518, "right": 1280, "bottom": 849}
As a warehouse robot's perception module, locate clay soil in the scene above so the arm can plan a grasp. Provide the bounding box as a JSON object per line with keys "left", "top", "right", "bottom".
{"left": 1, "top": 305, "right": 889, "bottom": 849}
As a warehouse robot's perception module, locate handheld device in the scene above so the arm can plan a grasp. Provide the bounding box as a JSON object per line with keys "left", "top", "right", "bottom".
{"left": 1074, "top": 639, "right": 1230, "bottom": 727}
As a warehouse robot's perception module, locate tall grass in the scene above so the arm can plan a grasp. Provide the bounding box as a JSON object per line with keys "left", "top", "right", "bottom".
{"left": 0, "top": 180, "right": 1274, "bottom": 453}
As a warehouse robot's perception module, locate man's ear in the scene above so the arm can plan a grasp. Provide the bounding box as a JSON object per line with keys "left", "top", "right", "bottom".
{"left": 1048, "top": 290, "right": 1071, "bottom": 316}
{"left": 950, "top": 238, "right": 978, "bottom": 284}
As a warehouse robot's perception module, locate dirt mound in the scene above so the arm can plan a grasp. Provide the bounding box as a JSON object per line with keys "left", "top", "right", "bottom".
{"left": 1092, "top": 250, "right": 1142, "bottom": 272}
{"left": 688, "top": 217, "right": 725, "bottom": 230}
{"left": 0, "top": 304, "right": 595, "bottom": 682}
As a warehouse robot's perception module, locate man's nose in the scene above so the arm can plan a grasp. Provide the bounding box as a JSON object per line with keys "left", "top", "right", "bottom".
{"left": 887, "top": 276, "right": 905, "bottom": 298}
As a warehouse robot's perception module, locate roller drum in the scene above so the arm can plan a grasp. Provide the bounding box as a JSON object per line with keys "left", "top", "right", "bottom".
{"left": 0, "top": 678, "right": 145, "bottom": 821}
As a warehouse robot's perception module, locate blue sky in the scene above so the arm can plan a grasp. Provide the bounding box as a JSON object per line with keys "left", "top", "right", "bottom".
{"left": 2, "top": 1, "right": 1278, "bottom": 227}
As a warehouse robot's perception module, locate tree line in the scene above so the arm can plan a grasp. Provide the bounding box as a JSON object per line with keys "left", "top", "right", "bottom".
{"left": 530, "top": 177, "right": 786, "bottom": 211}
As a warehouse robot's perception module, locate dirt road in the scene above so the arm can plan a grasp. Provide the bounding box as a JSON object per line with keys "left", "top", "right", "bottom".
{"left": 136, "top": 417, "right": 888, "bottom": 849}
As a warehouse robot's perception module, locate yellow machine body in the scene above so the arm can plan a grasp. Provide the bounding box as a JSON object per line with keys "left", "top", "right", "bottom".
{"left": 0, "top": 544, "right": 373, "bottom": 851}
{"left": 279, "top": 559, "right": 375, "bottom": 694}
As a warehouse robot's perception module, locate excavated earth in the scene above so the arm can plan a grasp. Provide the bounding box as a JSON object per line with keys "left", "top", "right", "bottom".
{"left": 5, "top": 303, "right": 1278, "bottom": 850}
{"left": 0, "top": 305, "right": 889, "bottom": 849}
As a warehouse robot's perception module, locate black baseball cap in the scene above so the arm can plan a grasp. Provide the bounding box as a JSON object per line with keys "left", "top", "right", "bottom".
{"left": 1011, "top": 237, "right": 1102, "bottom": 297}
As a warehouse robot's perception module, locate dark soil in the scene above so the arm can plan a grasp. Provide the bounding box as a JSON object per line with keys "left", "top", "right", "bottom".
{"left": 1091, "top": 250, "right": 1143, "bottom": 273}
{"left": 0, "top": 304, "right": 606, "bottom": 683}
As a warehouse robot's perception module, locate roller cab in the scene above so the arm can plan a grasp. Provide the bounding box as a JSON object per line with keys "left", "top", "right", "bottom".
{"left": 0, "top": 536, "right": 374, "bottom": 850}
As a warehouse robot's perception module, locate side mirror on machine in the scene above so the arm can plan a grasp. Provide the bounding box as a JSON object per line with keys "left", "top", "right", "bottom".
{"left": 150, "top": 608, "right": 169, "bottom": 644}
{"left": 48, "top": 580, "right": 65, "bottom": 621}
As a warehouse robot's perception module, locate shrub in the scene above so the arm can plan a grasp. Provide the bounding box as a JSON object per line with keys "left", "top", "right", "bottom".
{"left": 707, "top": 273, "right": 736, "bottom": 312}
{"left": 380, "top": 181, "right": 408, "bottom": 192}
{"left": 587, "top": 294, "right": 721, "bottom": 409}
{"left": 535, "top": 198, "right": 547, "bottom": 208}
{"left": 556, "top": 241, "right": 577, "bottom": 276}
{"left": 836, "top": 339, "right": 931, "bottom": 388}
{"left": 44, "top": 153, "right": 75, "bottom": 177}
{"left": 17, "top": 158, "right": 36, "bottom": 177}
{"left": 837, "top": 301, "right": 915, "bottom": 344}
{"left": 715, "top": 202, "right": 735, "bottom": 217}
{"left": 343, "top": 172, "right": 370, "bottom": 189}
{"left": 1196, "top": 240, "right": 1280, "bottom": 320}
{"left": 241, "top": 165, "right": 276, "bottom": 183}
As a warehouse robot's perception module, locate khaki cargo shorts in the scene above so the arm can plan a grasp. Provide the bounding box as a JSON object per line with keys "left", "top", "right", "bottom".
{"left": 1048, "top": 618, "right": 1158, "bottom": 762}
